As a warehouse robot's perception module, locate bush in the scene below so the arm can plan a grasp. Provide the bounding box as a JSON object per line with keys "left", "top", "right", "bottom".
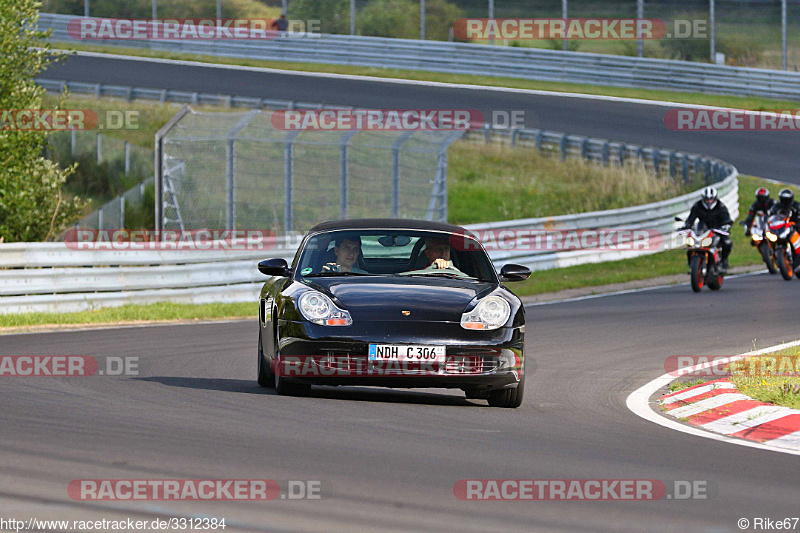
{"left": 720, "top": 38, "right": 762, "bottom": 67}
{"left": 357, "top": 0, "right": 463, "bottom": 40}
{"left": 660, "top": 37, "right": 711, "bottom": 62}
{"left": 289, "top": 0, "right": 350, "bottom": 34}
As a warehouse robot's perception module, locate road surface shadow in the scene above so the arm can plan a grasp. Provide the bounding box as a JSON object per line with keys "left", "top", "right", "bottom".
{"left": 134, "top": 376, "right": 476, "bottom": 406}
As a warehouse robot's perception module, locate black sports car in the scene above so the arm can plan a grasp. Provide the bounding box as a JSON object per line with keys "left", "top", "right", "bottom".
{"left": 256, "top": 219, "right": 531, "bottom": 407}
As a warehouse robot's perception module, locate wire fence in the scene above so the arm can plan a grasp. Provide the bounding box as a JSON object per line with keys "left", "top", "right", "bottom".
{"left": 157, "top": 109, "right": 462, "bottom": 234}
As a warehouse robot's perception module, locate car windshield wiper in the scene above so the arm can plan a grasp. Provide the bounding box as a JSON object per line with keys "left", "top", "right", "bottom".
{"left": 399, "top": 272, "right": 477, "bottom": 280}
{"left": 303, "top": 271, "right": 373, "bottom": 277}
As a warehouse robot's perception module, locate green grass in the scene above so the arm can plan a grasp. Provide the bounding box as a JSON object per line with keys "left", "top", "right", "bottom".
{"left": 668, "top": 378, "right": 708, "bottom": 393}
{"left": 507, "top": 175, "right": 800, "bottom": 296}
{"left": 53, "top": 43, "right": 800, "bottom": 110}
{"left": 448, "top": 141, "right": 696, "bottom": 224}
{"left": 730, "top": 346, "right": 800, "bottom": 410}
{"left": 0, "top": 302, "right": 256, "bottom": 329}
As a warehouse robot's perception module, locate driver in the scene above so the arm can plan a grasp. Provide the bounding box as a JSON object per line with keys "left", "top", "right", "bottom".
{"left": 411, "top": 236, "right": 465, "bottom": 275}
{"left": 681, "top": 186, "right": 733, "bottom": 272}
{"left": 323, "top": 234, "right": 368, "bottom": 273}
{"left": 768, "top": 189, "right": 800, "bottom": 268}
{"left": 743, "top": 187, "right": 775, "bottom": 237}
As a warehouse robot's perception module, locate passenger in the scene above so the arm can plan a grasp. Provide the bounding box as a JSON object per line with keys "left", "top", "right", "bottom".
{"left": 323, "top": 234, "right": 368, "bottom": 273}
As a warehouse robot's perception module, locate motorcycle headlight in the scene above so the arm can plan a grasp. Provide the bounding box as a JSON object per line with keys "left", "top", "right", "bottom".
{"left": 767, "top": 232, "right": 778, "bottom": 242}
{"left": 752, "top": 233, "right": 763, "bottom": 241}
{"left": 461, "top": 295, "right": 511, "bottom": 331}
{"left": 701, "top": 236, "right": 713, "bottom": 247}
{"left": 686, "top": 236, "right": 695, "bottom": 246}
{"left": 298, "top": 291, "right": 352, "bottom": 326}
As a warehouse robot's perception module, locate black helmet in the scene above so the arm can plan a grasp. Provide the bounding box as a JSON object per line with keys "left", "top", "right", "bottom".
{"left": 701, "top": 186, "right": 718, "bottom": 210}
{"left": 756, "top": 187, "right": 770, "bottom": 206}
{"left": 779, "top": 188, "right": 794, "bottom": 208}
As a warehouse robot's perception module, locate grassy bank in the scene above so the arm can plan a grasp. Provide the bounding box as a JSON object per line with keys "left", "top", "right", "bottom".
{"left": 0, "top": 302, "right": 255, "bottom": 330}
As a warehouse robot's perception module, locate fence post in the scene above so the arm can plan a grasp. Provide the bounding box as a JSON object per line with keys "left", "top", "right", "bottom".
{"left": 602, "top": 141, "right": 609, "bottom": 164}
{"left": 560, "top": 134, "right": 567, "bottom": 160}
{"left": 391, "top": 131, "right": 415, "bottom": 218}
{"left": 97, "top": 133, "right": 102, "bottom": 164}
{"left": 618, "top": 143, "right": 626, "bottom": 166}
{"left": 580, "top": 138, "right": 588, "bottom": 159}
{"left": 339, "top": 131, "right": 359, "bottom": 219}
{"left": 120, "top": 196, "right": 125, "bottom": 229}
{"left": 124, "top": 141, "right": 130, "bottom": 176}
{"left": 224, "top": 110, "right": 259, "bottom": 231}
{"left": 682, "top": 155, "right": 689, "bottom": 184}
{"left": 98, "top": 208, "right": 103, "bottom": 230}
{"left": 284, "top": 137, "right": 294, "bottom": 234}
{"left": 71, "top": 128, "right": 76, "bottom": 157}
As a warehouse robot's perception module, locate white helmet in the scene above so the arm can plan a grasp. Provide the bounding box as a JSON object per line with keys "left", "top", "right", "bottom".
{"left": 701, "top": 186, "right": 718, "bottom": 210}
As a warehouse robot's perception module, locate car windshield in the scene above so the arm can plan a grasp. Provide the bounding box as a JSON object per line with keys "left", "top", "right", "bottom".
{"left": 294, "top": 229, "right": 497, "bottom": 282}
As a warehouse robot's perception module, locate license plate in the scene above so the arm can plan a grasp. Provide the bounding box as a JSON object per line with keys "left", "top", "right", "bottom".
{"left": 368, "top": 344, "right": 445, "bottom": 363}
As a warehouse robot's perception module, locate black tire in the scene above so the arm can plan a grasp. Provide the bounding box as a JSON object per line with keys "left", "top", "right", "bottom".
{"left": 273, "top": 334, "right": 311, "bottom": 397}
{"left": 708, "top": 271, "right": 723, "bottom": 291}
{"left": 778, "top": 247, "right": 794, "bottom": 280}
{"left": 761, "top": 243, "right": 778, "bottom": 274}
{"left": 487, "top": 373, "right": 525, "bottom": 408}
{"left": 689, "top": 255, "right": 705, "bottom": 293}
{"left": 257, "top": 330, "right": 275, "bottom": 388}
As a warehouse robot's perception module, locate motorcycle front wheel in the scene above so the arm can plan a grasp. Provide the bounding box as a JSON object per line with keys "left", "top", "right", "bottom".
{"left": 690, "top": 255, "right": 705, "bottom": 292}
{"left": 760, "top": 242, "right": 778, "bottom": 274}
{"left": 778, "top": 246, "right": 794, "bottom": 281}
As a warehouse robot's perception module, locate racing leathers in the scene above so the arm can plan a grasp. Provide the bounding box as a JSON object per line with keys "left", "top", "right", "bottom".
{"left": 683, "top": 199, "right": 733, "bottom": 269}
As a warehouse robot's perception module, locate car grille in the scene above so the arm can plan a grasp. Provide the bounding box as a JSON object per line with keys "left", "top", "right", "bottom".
{"left": 316, "top": 352, "right": 500, "bottom": 375}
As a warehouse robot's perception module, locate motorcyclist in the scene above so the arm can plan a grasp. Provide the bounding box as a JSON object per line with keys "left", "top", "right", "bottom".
{"left": 768, "top": 188, "right": 800, "bottom": 268}
{"left": 742, "top": 187, "right": 775, "bottom": 237}
{"left": 682, "top": 186, "right": 733, "bottom": 272}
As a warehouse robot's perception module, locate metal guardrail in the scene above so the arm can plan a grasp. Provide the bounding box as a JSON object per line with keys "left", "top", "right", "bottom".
{"left": 40, "top": 13, "right": 800, "bottom": 100}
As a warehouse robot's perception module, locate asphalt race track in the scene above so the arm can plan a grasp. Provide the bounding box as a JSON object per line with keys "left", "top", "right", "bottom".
{"left": 43, "top": 52, "right": 800, "bottom": 183}
{"left": 12, "top": 50, "right": 799, "bottom": 531}
{"left": 2, "top": 272, "right": 800, "bottom": 532}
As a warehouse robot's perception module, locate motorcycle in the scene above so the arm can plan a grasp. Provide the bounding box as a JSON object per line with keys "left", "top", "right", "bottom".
{"left": 742, "top": 212, "right": 778, "bottom": 274}
{"left": 765, "top": 212, "right": 797, "bottom": 281}
{"left": 676, "top": 217, "right": 727, "bottom": 292}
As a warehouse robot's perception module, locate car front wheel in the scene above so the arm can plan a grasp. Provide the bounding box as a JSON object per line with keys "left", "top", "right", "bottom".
{"left": 487, "top": 373, "right": 525, "bottom": 408}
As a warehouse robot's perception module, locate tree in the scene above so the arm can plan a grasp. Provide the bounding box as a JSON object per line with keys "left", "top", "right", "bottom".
{"left": 0, "top": 0, "right": 85, "bottom": 242}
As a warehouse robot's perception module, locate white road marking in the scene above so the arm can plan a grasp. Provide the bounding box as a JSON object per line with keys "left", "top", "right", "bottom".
{"left": 626, "top": 339, "right": 800, "bottom": 456}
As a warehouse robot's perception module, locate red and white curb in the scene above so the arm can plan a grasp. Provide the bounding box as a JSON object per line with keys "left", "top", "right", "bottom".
{"left": 627, "top": 340, "right": 800, "bottom": 456}
{"left": 659, "top": 379, "right": 800, "bottom": 451}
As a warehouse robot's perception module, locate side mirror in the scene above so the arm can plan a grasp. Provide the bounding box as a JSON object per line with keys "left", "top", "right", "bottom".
{"left": 258, "top": 258, "right": 291, "bottom": 277}
{"left": 499, "top": 263, "right": 531, "bottom": 282}
{"left": 674, "top": 216, "right": 683, "bottom": 222}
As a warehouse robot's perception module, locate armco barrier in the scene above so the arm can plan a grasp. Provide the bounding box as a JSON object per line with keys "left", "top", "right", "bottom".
{"left": 39, "top": 13, "right": 800, "bottom": 101}
{"left": 0, "top": 173, "right": 736, "bottom": 314}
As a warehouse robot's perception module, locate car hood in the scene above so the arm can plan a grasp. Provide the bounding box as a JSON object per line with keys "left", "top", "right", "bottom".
{"left": 302, "top": 276, "right": 497, "bottom": 322}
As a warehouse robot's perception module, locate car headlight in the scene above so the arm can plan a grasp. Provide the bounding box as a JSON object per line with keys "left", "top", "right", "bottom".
{"left": 461, "top": 295, "right": 511, "bottom": 331}
{"left": 701, "top": 236, "right": 713, "bottom": 247}
{"left": 767, "top": 231, "right": 778, "bottom": 242}
{"left": 298, "top": 291, "right": 352, "bottom": 326}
